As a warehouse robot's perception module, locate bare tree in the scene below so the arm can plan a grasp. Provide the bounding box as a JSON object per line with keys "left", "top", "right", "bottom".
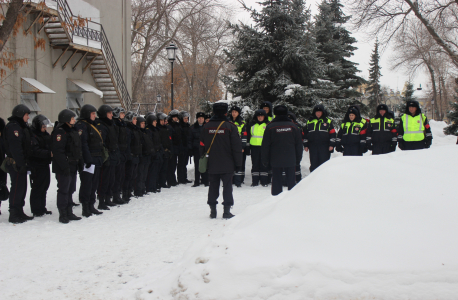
{"left": 348, "top": 0, "right": 458, "bottom": 68}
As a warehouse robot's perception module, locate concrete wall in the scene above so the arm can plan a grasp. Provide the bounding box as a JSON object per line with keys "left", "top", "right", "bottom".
{"left": 0, "top": 0, "right": 132, "bottom": 122}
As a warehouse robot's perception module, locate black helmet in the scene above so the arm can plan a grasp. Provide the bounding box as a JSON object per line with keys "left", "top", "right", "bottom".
{"left": 157, "top": 113, "right": 167, "bottom": 120}
{"left": 79, "top": 104, "right": 97, "bottom": 120}
{"left": 12, "top": 104, "right": 31, "bottom": 118}
{"left": 112, "top": 106, "right": 125, "bottom": 119}
{"left": 58, "top": 109, "right": 76, "bottom": 124}
{"left": 169, "top": 109, "right": 180, "bottom": 117}
{"left": 137, "top": 116, "right": 146, "bottom": 124}
{"left": 146, "top": 114, "right": 157, "bottom": 125}
{"left": 97, "top": 104, "right": 113, "bottom": 118}
{"left": 124, "top": 111, "right": 138, "bottom": 122}
{"left": 31, "top": 114, "right": 51, "bottom": 130}
{"left": 145, "top": 111, "right": 154, "bottom": 117}
{"left": 180, "top": 111, "right": 190, "bottom": 119}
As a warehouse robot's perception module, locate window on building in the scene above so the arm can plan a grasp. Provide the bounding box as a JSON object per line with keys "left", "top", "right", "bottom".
{"left": 20, "top": 93, "right": 41, "bottom": 122}
{"left": 67, "top": 92, "right": 84, "bottom": 116}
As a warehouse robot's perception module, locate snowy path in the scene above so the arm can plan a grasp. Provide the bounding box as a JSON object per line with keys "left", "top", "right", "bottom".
{"left": 0, "top": 159, "right": 289, "bottom": 300}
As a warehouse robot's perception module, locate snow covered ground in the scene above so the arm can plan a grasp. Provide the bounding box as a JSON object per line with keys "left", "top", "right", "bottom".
{"left": 0, "top": 121, "right": 456, "bottom": 300}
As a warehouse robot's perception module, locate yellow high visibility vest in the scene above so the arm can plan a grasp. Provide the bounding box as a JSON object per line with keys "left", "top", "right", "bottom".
{"left": 250, "top": 123, "right": 267, "bottom": 146}
{"left": 233, "top": 121, "right": 245, "bottom": 136}
{"left": 401, "top": 113, "right": 426, "bottom": 142}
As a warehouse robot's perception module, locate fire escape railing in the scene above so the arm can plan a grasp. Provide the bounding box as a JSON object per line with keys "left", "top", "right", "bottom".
{"left": 47, "top": 0, "right": 132, "bottom": 110}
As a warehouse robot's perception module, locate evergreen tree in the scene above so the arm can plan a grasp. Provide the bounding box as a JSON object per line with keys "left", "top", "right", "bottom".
{"left": 397, "top": 81, "right": 416, "bottom": 115}
{"left": 224, "top": 0, "right": 341, "bottom": 124}
{"left": 314, "top": 0, "right": 365, "bottom": 99}
{"left": 366, "top": 40, "right": 382, "bottom": 115}
{"left": 444, "top": 89, "right": 458, "bottom": 136}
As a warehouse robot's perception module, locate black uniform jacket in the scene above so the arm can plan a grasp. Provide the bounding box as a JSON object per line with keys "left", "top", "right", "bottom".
{"left": 3, "top": 116, "right": 32, "bottom": 169}
{"left": 189, "top": 122, "right": 205, "bottom": 150}
{"left": 29, "top": 128, "right": 52, "bottom": 167}
{"left": 75, "top": 119, "right": 104, "bottom": 167}
{"left": 303, "top": 105, "right": 336, "bottom": 148}
{"left": 51, "top": 123, "right": 82, "bottom": 174}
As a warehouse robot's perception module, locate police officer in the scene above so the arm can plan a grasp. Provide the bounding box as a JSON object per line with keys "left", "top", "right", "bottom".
{"left": 136, "top": 116, "right": 154, "bottom": 196}
{"left": 96, "top": 105, "right": 119, "bottom": 209}
{"left": 200, "top": 103, "right": 242, "bottom": 219}
{"left": 367, "top": 104, "right": 397, "bottom": 154}
{"left": 3, "top": 104, "right": 33, "bottom": 223}
{"left": 75, "top": 104, "right": 104, "bottom": 217}
{"left": 123, "top": 112, "right": 141, "bottom": 202}
{"left": 229, "top": 106, "right": 247, "bottom": 187}
{"left": 177, "top": 111, "right": 192, "bottom": 184}
{"left": 188, "top": 112, "right": 208, "bottom": 187}
{"left": 29, "top": 115, "right": 52, "bottom": 217}
{"left": 260, "top": 101, "right": 274, "bottom": 122}
{"left": 261, "top": 105, "right": 303, "bottom": 196}
{"left": 247, "top": 109, "right": 269, "bottom": 187}
{"left": 287, "top": 111, "right": 304, "bottom": 183}
{"left": 303, "top": 105, "right": 336, "bottom": 172}
{"left": 146, "top": 114, "right": 163, "bottom": 193}
{"left": 112, "top": 107, "right": 129, "bottom": 205}
{"left": 397, "top": 100, "right": 433, "bottom": 150}
{"left": 157, "top": 113, "right": 172, "bottom": 189}
{"left": 52, "top": 109, "right": 83, "bottom": 224}
{"left": 336, "top": 106, "right": 368, "bottom": 156}
{"left": 167, "top": 110, "right": 181, "bottom": 186}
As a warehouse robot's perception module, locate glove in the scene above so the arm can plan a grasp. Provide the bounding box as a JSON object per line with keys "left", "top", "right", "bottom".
{"left": 425, "top": 139, "right": 432, "bottom": 149}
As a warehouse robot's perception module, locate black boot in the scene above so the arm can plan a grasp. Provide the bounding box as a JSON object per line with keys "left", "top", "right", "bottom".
{"left": 185, "top": 179, "right": 192, "bottom": 184}
{"left": 58, "top": 208, "right": 70, "bottom": 224}
{"left": 67, "top": 205, "right": 82, "bottom": 221}
{"left": 89, "top": 203, "right": 103, "bottom": 215}
{"left": 222, "top": 206, "right": 234, "bottom": 219}
{"left": 105, "top": 196, "right": 117, "bottom": 207}
{"left": 81, "top": 202, "right": 92, "bottom": 218}
{"left": 192, "top": 181, "right": 200, "bottom": 187}
{"left": 113, "top": 193, "right": 126, "bottom": 205}
{"left": 20, "top": 209, "right": 34, "bottom": 221}
{"left": 209, "top": 205, "right": 217, "bottom": 219}
{"left": 9, "top": 208, "right": 26, "bottom": 224}
{"left": 122, "top": 190, "right": 130, "bottom": 203}
{"left": 97, "top": 195, "right": 110, "bottom": 210}
{"left": 44, "top": 209, "right": 52, "bottom": 215}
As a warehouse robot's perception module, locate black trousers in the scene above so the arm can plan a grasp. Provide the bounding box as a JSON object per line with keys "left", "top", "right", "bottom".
{"left": 113, "top": 161, "right": 126, "bottom": 194}
{"left": 177, "top": 152, "right": 189, "bottom": 183}
{"left": 158, "top": 155, "right": 168, "bottom": 187}
{"left": 146, "top": 157, "right": 160, "bottom": 192}
{"left": 79, "top": 166, "right": 101, "bottom": 205}
{"left": 29, "top": 165, "right": 50, "bottom": 214}
{"left": 372, "top": 142, "right": 392, "bottom": 155}
{"left": 404, "top": 141, "right": 425, "bottom": 150}
{"left": 207, "top": 173, "right": 234, "bottom": 207}
{"left": 137, "top": 155, "right": 151, "bottom": 193}
{"left": 272, "top": 166, "right": 296, "bottom": 196}
{"left": 192, "top": 148, "right": 208, "bottom": 185}
{"left": 124, "top": 160, "right": 138, "bottom": 192}
{"left": 342, "top": 144, "right": 362, "bottom": 156}
{"left": 98, "top": 163, "right": 116, "bottom": 198}
{"left": 309, "top": 145, "right": 331, "bottom": 172}
{"left": 56, "top": 171, "right": 77, "bottom": 210}
{"left": 295, "top": 164, "right": 302, "bottom": 183}
{"left": 251, "top": 146, "right": 268, "bottom": 185}
{"left": 7, "top": 165, "right": 27, "bottom": 211}
{"left": 233, "top": 152, "right": 246, "bottom": 185}
{"left": 167, "top": 153, "right": 178, "bottom": 185}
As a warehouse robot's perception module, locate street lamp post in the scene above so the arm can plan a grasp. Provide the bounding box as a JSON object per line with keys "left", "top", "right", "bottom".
{"left": 166, "top": 42, "right": 178, "bottom": 110}
{"left": 155, "top": 94, "right": 162, "bottom": 113}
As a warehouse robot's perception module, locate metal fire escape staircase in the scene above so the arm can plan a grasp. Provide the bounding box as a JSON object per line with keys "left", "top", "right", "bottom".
{"left": 24, "top": 0, "right": 132, "bottom": 109}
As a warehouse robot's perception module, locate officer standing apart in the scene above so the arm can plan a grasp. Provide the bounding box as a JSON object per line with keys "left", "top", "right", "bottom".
{"left": 397, "top": 100, "right": 433, "bottom": 150}
{"left": 75, "top": 104, "right": 104, "bottom": 217}
{"left": 247, "top": 109, "right": 269, "bottom": 186}
{"left": 229, "top": 106, "right": 247, "bottom": 187}
{"left": 261, "top": 106, "right": 303, "bottom": 196}
{"left": 303, "top": 105, "right": 336, "bottom": 172}
{"left": 189, "top": 112, "right": 208, "bottom": 187}
{"left": 367, "top": 104, "right": 397, "bottom": 154}
{"left": 3, "top": 104, "right": 33, "bottom": 223}
{"left": 200, "top": 103, "right": 242, "bottom": 219}
{"left": 52, "top": 109, "right": 83, "bottom": 224}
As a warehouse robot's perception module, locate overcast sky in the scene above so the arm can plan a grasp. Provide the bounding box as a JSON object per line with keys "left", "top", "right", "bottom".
{"left": 229, "top": 0, "right": 428, "bottom": 92}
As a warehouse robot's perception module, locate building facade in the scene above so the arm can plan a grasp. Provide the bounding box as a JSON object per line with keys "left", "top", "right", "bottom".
{"left": 0, "top": 0, "right": 132, "bottom": 122}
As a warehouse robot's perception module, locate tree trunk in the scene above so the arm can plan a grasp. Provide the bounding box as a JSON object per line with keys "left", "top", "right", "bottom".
{"left": 0, "top": 0, "right": 24, "bottom": 53}
{"left": 426, "top": 64, "right": 437, "bottom": 120}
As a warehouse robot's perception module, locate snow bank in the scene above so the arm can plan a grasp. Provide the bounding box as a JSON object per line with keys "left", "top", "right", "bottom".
{"left": 135, "top": 144, "right": 458, "bottom": 299}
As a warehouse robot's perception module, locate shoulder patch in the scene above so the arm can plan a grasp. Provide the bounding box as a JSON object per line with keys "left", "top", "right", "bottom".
{"left": 56, "top": 134, "right": 62, "bottom": 142}
{"left": 14, "top": 130, "right": 19, "bottom": 137}
{"left": 78, "top": 129, "right": 83, "bottom": 136}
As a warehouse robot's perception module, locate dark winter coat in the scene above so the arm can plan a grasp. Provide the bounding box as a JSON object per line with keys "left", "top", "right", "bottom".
{"left": 158, "top": 124, "right": 172, "bottom": 155}
{"left": 336, "top": 109, "right": 368, "bottom": 156}
{"left": 146, "top": 124, "right": 162, "bottom": 156}
{"left": 114, "top": 118, "right": 130, "bottom": 163}
{"left": 51, "top": 123, "right": 82, "bottom": 175}
{"left": 229, "top": 115, "right": 248, "bottom": 148}
{"left": 96, "top": 118, "right": 120, "bottom": 164}
{"left": 3, "top": 116, "right": 32, "bottom": 170}
{"left": 199, "top": 115, "right": 243, "bottom": 174}
{"left": 140, "top": 127, "right": 155, "bottom": 157}
{"left": 303, "top": 105, "right": 336, "bottom": 148}
{"left": 75, "top": 119, "right": 104, "bottom": 167}
{"left": 189, "top": 121, "right": 205, "bottom": 150}
{"left": 168, "top": 120, "right": 182, "bottom": 154}
{"left": 28, "top": 127, "right": 52, "bottom": 167}
{"left": 127, "top": 122, "right": 141, "bottom": 164}
{"left": 261, "top": 115, "right": 303, "bottom": 168}
{"left": 367, "top": 104, "right": 397, "bottom": 151}
{"left": 180, "top": 121, "right": 191, "bottom": 154}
